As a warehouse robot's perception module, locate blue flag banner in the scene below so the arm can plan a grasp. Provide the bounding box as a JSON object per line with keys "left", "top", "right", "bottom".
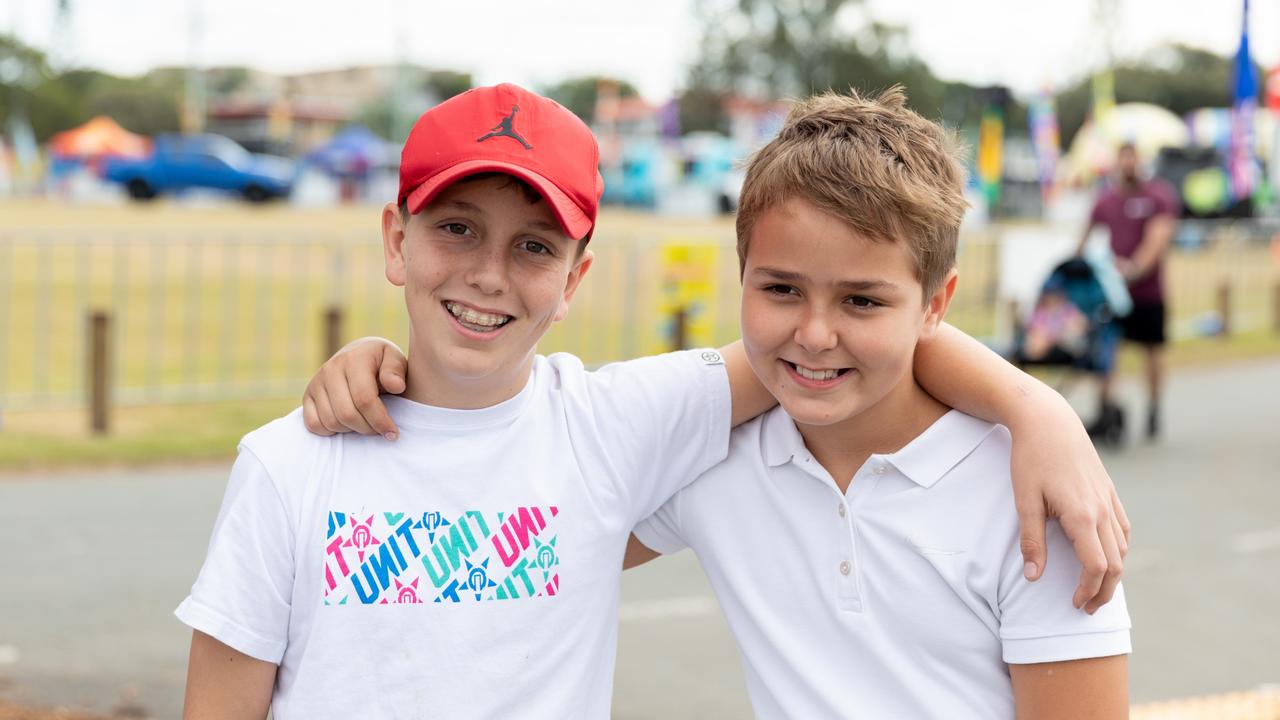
{"left": 1029, "top": 91, "right": 1061, "bottom": 202}
{"left": 1230, "top": 0, "right": 1258, "bottom": 200}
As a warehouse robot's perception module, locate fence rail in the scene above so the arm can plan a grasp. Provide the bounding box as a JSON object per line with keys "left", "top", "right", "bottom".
{"left": 1, "top": 221, "right": 1276, "bottom": 417}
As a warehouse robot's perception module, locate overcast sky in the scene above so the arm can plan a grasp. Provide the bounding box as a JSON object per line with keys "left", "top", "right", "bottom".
{"left": 3, "top": 0, "right": 1275, "bottom": 101}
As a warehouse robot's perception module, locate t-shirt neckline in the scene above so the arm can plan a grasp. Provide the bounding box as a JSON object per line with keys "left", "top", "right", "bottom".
{"left": 382, "top": 364, "right": 538, "bottom": 430}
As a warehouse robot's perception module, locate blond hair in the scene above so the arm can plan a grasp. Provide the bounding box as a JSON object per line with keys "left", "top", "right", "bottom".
{"left": 735, "top": 86, "right": 968, "bottom": 298}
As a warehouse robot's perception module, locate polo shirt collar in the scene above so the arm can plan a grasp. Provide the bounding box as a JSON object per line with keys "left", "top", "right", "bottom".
{"left": 884, "top": 410, "right": 997, "bottom": 488}
{"left": 761, "top": 405, "right": 808, "bottom": 467}
{"left": 760, "top": 406, "right": 997, "bottom": 489}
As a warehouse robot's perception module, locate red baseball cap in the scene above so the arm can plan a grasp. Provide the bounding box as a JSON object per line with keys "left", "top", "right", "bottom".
{"left": 398, "top": 83, "right": 603, "bottom": 241}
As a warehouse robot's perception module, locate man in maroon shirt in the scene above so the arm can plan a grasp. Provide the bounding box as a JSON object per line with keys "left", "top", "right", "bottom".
{"left": 1076, "top": 143, "right": 1180, "bottom": 440}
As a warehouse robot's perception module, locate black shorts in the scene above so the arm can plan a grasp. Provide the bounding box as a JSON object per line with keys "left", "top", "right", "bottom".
{"left": 1120, "top": 301, "right": 1166, "bottom": 345}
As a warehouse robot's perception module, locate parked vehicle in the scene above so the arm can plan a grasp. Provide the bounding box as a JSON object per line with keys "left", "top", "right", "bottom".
{"left": 102, "top": 134, "right": 296, "bottom": 202}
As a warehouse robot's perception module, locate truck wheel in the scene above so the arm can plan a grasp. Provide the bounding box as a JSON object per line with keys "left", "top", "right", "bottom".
{"left": 243, "top": 185, "right": 270, "bottom": 203}
{"left": 126, "top": 179, "right": 156, "bottom": 200}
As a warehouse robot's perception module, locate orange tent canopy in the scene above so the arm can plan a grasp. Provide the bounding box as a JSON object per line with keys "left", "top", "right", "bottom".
{"left": 49, "top": 116, "right": 151, "bottom": 159}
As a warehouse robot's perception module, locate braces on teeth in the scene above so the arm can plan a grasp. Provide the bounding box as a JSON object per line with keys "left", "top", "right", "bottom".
{"left": 446, "top": 302, "right": 511, "bottom": 328}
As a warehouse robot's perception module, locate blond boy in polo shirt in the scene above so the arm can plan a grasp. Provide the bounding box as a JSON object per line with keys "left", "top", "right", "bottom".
{"left": 627, "top": 88, "right": 1130, "bottom": 718}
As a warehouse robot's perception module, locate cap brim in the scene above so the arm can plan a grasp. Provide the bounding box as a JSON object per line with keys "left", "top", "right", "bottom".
{"left": 405, "top": 160, "right": 593, "bottom": 241}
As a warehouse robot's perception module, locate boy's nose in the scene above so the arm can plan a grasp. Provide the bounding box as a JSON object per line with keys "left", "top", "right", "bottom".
{"left": 794, "top": 310, "right": 838, "bottom": 353}
{"left": 466, "top": 247, "right": 508, "bottom": 295}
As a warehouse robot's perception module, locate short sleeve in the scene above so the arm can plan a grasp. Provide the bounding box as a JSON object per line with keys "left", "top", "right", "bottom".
{"left": 997, "top": 519, "right": 1132, "bottom": 665}
{"left": 584, "top": 349, "right": 731, "bottom": 525}
{"left": 632, "top": 493, "right": 690, "bottom": 556}
{"left": 174, "top": 446, "right": 295, "bottom": 663}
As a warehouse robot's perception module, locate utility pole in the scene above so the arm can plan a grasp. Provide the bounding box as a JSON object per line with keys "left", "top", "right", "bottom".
{"left": 51, "top": 0, "right": 74, "bottom": 70}
{"left": 391, "top": 0, "right": 413, "bottom": 142}
{"left": 183, "top": 0, "right": 206, "bottom": 134}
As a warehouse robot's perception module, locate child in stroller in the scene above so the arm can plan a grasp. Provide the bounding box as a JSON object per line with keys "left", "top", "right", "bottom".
{"left": 1014, "top": 258, "right": 1126, "bottom": 446}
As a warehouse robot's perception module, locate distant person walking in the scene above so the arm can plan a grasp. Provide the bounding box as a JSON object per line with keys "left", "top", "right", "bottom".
{"left": 1075, "top": 142, "right": 1180, "bottom": 440}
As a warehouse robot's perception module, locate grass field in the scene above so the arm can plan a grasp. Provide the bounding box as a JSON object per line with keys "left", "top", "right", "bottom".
{"left": 1, "top": 199, "right": 1278, "bottom": 471}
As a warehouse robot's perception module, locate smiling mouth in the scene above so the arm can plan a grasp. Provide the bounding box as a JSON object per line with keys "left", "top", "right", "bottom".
{"left": 784, "top": 361, "right": 852, "bottom": 382}
{"left": 444, "top": 301, "right": 514, "bottom": 333}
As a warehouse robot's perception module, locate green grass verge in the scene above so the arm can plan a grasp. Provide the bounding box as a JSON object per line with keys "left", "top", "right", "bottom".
{"left": 2, "top": 335, "right": 1276, "bottom": 474}
{"left": 0, "top": 397, "right": 297, "bottom": 473}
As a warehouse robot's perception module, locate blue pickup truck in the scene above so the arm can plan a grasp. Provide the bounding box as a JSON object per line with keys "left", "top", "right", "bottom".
{"left": 103, "top": 134, "right": 296, "bottom": 202}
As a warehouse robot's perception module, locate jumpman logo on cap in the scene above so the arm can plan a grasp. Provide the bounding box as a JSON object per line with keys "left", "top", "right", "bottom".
{"left": 477, "top": 105, "right": 533, "bottom": 150}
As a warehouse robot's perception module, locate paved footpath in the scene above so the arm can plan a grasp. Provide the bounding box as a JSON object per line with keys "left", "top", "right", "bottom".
{"left": 2, "top": 360, "right": 1278, "bottom": 719}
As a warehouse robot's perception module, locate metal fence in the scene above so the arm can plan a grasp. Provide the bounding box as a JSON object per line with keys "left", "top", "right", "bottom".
{"left": 0, "top": 220, "right": 1275, "bottom": 415}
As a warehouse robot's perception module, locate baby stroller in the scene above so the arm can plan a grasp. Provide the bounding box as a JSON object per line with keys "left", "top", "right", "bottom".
{"left": 1012, "top": 258, "right": 1126, "bottom": 446}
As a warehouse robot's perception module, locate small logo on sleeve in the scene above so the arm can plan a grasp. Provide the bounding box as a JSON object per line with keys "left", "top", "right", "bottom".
{"left": 700, "top": 350, "right": 723, "bottom": 365}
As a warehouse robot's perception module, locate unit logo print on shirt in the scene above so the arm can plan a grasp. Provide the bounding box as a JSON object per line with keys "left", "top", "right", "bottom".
{"left": 323, "top": 506, "right": 561, "bottom": 605}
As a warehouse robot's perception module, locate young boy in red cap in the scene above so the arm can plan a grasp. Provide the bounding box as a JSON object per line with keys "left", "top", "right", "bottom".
{"left": 179, "top": 84, "right": 1127, "bottom": 718}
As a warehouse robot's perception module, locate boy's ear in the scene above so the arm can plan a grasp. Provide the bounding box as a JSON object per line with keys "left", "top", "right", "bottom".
{"left": 382, "top": 202, "right": 408, "bottom": 287}
{"left": 921, "top": 268, "right": 958, "bottom": 339}
{"left": 554, "top": 247, "right": 594, "bottom": 323}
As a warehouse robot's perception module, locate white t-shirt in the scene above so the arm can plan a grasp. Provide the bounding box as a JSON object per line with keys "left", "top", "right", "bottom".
{"left": 176, "top": 350, "right": 730, "bottom": 719}
{"left": 634, "top": 407, "right": 1132, "bottom": 720}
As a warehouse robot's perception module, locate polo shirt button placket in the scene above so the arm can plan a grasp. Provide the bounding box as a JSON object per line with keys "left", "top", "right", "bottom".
{"left": 837, "top": 482, "right": 863, "bottom": 613}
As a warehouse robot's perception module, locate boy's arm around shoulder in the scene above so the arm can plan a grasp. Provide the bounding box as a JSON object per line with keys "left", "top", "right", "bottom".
{"left": 989, "top": 424, "right": 1130, "bottom": 720}
{"left": 183, "top": 630, "right": 276, "bottom": 719}
{"left": 299, "top": 337, "right": 771, "bottom": 438}
{"left": 914, "top": 323, "right": 1129, "bottom": 613}
{"left": 576, "top": 347, "right": 733, "bottom": 523}
{"left": 303, "top": 337, "right": 407, "bottom": 438}
{"left": 720, "top": 340, "right": 777, "bottom": 427}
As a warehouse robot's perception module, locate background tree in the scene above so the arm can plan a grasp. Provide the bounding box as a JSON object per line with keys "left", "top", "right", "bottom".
{"left": 542, "top": 76, "right": 639, "bottom": 122}
{"left": 682, "top": 0, "right": 1015, "bottom": 134}
{"left": 356, "top": 68, "right": 472, "bottom": 140}
{"left": 423, "top": 70, "right": 472, "bottom": 104}
{"left": 1055, "top": 44, "right": 1261, "bottom": 146}
{"left": 1, "top": 34, "right": 182, "bottom": 139}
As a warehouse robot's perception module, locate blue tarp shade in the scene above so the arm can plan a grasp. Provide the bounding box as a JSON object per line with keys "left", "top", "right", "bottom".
{"left": 305, "top": 125, "right": 397, "bottom": 177}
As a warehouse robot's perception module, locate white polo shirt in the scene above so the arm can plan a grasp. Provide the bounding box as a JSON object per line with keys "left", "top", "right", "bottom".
{"left": 634, "top": 406, "right": 1131, "bottom": 720}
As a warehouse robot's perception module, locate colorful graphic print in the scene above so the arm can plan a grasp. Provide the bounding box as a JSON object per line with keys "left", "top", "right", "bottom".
{"left": 323, "top": 507, "right": 560, "bottom": 605}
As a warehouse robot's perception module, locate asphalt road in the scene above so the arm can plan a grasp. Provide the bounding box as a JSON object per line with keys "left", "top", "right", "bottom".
{"left": 2, "top": 359, "right": 1278, "bottom": 718}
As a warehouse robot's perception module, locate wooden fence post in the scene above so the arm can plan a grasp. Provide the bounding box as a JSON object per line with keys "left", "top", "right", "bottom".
{"left": 1216, "top": 280, "right": 1232, "bottom": 338}
{"left": 671, "top": 307, "right": 688, "bottom": 352}
{"left": 1273, "top": 281, "right": 1280, "bottom": 336}
{"left": 1006, "top": 299, "right": 1021, "bottom": 345}
{"left": 88, "top": 311, "right": 110, "bottom": 435}
{"left": 324, "top": 306, "right": 345, "bottom": 361}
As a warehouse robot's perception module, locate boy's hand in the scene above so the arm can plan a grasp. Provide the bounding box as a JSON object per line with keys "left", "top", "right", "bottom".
{"left": 1011, "top": 397, "right": 1130, "bottom": 615}
{"left": 302, "top": 337, "right": 407, "bottom": 439}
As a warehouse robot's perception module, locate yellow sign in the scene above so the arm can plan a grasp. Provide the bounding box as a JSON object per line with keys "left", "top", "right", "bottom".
{"left": 656, "top": 241, "right": 720, "bottom": 352}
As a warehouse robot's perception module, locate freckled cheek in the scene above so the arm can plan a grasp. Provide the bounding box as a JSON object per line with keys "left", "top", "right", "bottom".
{"left": 830, "top": 321, "right": 893, "bottom": 369}
{"left": 403, "top": 256, "right": 452, "bottom": 291}
{"left": 741, "top": 302, "right": 798, "bottom": 351}
{"left": 848, "top": 321, "right": 915, "bottom": 373}
{"left": 521, "top": 274, "right": 572, "bottom": 320}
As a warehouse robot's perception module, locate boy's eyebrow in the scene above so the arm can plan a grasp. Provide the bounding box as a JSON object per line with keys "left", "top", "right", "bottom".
{"left": 438, "top": 200, "right": 562, "bottom": 234}
{"left": 753, "top": 267, "right": 900, "bottom": 292}
{"left": 524, "top": 219, "right": 562, "bottom": 233}
{"left": 440, "top": 200, "right": 482, "bottom": 214}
